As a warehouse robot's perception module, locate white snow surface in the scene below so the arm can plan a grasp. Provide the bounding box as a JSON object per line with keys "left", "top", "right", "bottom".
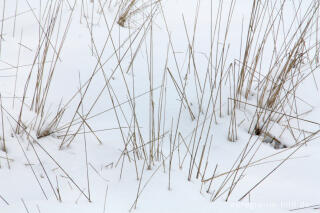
{"left": 0, "top": 0, "right": 319, "bottom": 213}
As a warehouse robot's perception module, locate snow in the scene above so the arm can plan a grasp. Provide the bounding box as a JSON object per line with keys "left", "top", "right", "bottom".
{"left": 0, "top": 0, "right": 320, "bottom": 212}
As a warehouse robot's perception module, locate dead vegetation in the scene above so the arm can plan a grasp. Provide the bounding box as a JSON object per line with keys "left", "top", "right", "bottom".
{"left": 0, "top": 0, "right": 319, "bottom": 210}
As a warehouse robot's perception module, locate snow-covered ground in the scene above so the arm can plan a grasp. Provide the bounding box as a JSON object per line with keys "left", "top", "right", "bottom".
{"left": 0, "top": 0, "right": 320, "bottom": 212}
